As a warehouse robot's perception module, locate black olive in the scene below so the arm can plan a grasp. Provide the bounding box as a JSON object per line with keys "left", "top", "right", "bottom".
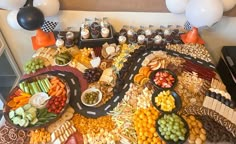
{"left": 205, "top": 90, "right": 211, "bottom": 96}
{"left": 220, "top": 96, "right": 226, "bottom": 103}
{"left": 216, "top": 93, "right": 221, "bottom": 100}
{"left": 224, "top": 99, "right": 230, "bottom": 106}
{"left": 229, "top": 101, "right": 235, "bottom": 108}
{"left": 210, "top": 92, "right": 216, "bottom": 98}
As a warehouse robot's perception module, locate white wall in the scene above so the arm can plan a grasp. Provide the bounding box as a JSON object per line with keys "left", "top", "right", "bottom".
{"left": 0, "top": 10, "right": 236, "bottom": 72}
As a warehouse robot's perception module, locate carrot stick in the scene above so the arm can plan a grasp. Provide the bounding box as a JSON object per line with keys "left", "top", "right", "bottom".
{"left": 13, "top": 95, "right": 30, "bottom": 102}
{"left": 50, "top": 91, "right": 57, "bottom": 97}
{"left": 51, "top": 80, "right": 60, "bottom": 84}
{"left": 20, "top": 92, "right": 31, "bottom": 97}
{"left": 18, "top": 99, "right": 29, "bottom": 105}
{"left": 49, "top": 84, "right": 57, "bottom": 90}
{"left": 55, "top": 85, "right": 60, "bottom": 92}
{"left": 58, "top": 82, "right": 65, "bottom": 89}
{"left": 51, "top": 77, "right": 59, "bottom": 82}
{"left": 55, "top": 89, "right": 63, "bottom": 96}
{"left": 61, "top": 90, "right": 66, "bottom": 96}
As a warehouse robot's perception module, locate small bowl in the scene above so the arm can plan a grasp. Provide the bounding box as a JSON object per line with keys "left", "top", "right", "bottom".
{"left": 81, "top": 88, "right": 102, "bottom": 107}
{"left": 151, "top": 90, "right": 182, "bottom": 113}
{"left": 156, "top": 113, "right": 189, "bottom": 144}
{"left": 29, "top": 92, "right": 50, "bottom": 109}
{"left": 150, "top": 69, "right": 177, "bottom": 90}
{"left": 54, "top": 59, "right": 71, "bottom": 66}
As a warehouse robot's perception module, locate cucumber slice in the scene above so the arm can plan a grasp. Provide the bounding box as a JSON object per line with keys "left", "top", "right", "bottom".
{"left": 15, "top": 107, "right": 24, "bottom": 116}
{"left": 26, "top": 114, "right": 33, "bottom": 121}
{"left": 22, "top": 112, "right": 26, "bottom": 119}
{"left": 12, "top": 116, "right": 21, "bottom": 125}
{"left": 23, "top": 119, "right": 29, "bottom": 127}
{"left": 19, "top": 119, "right": 26, "bottom": 127}
{"left": 23, "top": 104, "right": 32, "bottom": 111}
{"left": 27, "top": 107, "right": 37, "bottom": 114}
{"left": 30, "top": 118, "right": 38, "bottom": 125}
{"left": 9, "top": 111, "right": 15, "bottom": 119}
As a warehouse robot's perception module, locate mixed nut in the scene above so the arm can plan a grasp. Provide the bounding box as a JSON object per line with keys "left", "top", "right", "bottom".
{"left": 166, "top": 43, "right": 212, "bottom": 63}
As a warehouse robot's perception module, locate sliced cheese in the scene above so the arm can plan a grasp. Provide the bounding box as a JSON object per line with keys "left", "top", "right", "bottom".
{"left": 76, "top": 62, "right": 88, "bottom": 73}
{"left": 53, "top": 138, "right": 62, "bottom": 144}
{"left": 106, "top": 46, "right": 116, "bottom": 55}
{"left": 51, "top": 132, "right": 56, "bottom": 142}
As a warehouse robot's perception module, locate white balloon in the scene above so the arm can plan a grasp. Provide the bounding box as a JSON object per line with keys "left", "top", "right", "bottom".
{"left": 33, "top": 0, "right": 60, "bottom": 17}
{"left": 221, "top": 0, "right": 236, "bottom": 11}
{"left": 0, "top": 0, "right": 26, "bottom": 10}
{"left": 186, "top": 0, "right": 224, "bottom": 28}
{"left": 166, "top": 0, "right": 189, "bottom": 14}
{"left": 7, "top": 10, "right": 22, "bottom": 30}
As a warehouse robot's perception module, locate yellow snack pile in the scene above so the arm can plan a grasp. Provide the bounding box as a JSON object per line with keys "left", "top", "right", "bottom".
{"left": 30, "top": 128, "right": 51, "bottom": 144}
{"left": 155, "top": 90, "right": 175, "bottom": 112}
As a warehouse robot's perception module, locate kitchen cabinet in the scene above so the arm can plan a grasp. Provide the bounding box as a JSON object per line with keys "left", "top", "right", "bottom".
{"left": 0, "top": 30, "right": 21, "bottom": 114}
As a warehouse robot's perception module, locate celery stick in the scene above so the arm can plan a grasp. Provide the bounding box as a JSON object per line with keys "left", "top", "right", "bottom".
{"left": 44, "top": 78, "right": 51, "bottom": 89}
{"left": 31, "top": 82, "right": 39, "bottom": 94}
{"left": 37, "top": 80, "right": 46, "bottom": 92}
{"left": 19, "top": 82, "right": 24, "bottom": 91}
{"left": 25, "top": 86, "right": 30, "bottom": 94}
{"left": 41, "top": 80, "right": 49, "bottom": 92}
{"left": 35, "top": 81, "right": 42, "bottom": 92}
{"left": 28, "top": 83, "right": 34, "bottom": 95}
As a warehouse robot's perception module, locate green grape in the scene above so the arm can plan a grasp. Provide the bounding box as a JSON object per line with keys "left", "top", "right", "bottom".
{"left": 169, "top": 121, "right": 173, "bottom": 125}
{"left": 159, "top": 127, "right": 163, "bottom": 133}
{"left": 181, "top": 128, "right": 186, "bottom": 134}
{"left": 171, "top": 128, "right": 176, "bottom": 134}
{"left": 170, "top": 134, "right": 175, "bottom": 140}
{"left": 40, "top": 65, "right": 44, "bottom": 68}
{"left": 173, "top": 138, "right": 178, "bottom": 142}
{"left": 36, "top": 65, "right": 39, "bottom": 69}
{"left": 164, "top": 135, "right": 170, "bottom": 140}
{"left": 173, "top": 125, "right": 179, "bottom": 130}
{"left": 161, "top": 132, "right": 165, "bottom": 136}
{"left": 160, "top": 124, "right": 165, "bottom": 128}
{"left": 158, "top": 120, "right": 162, "bottom": 125}
{"left": 163, "top": 127, "right": 168, "bottom": 132}
{"left": 167, "top": 126, "right": 172, "bottom": 131}
{"left": 176, "top": 131, "right": 182, "bottom": 136}
{"left": 166, "top": 131, "right": 171, "bottom": 136}
{"left": 179, "top": 136, "right": 185, "bottom": 141}
{"left": 162, "top": 120, "right": 166, "bottom": 125}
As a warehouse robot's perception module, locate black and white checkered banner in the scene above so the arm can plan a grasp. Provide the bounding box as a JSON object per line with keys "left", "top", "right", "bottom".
{"left": 41, "top": 20, "right": 58, "bottom": 32}
{"left": 184, "top": 21, "right": 192, "bottom": 31}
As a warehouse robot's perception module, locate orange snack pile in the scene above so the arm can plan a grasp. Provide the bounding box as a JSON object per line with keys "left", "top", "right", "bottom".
{"left": 71, "top": 114, "right": 115, "bottom": 134}
{"left": 133, "top": 107, "right": 165, "bottom": 144}
{"left": 30, "top": 128, "right": 51, "bottom": 144}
